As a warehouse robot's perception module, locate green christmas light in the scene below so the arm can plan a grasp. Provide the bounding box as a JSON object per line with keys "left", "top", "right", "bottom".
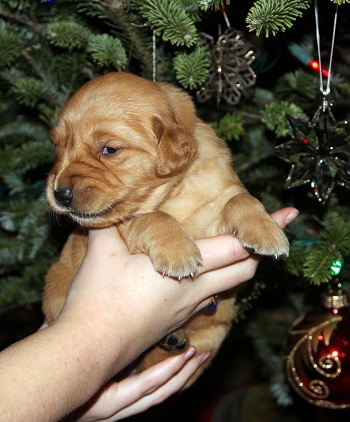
{"left": 330, "top": 259, "right": 343, "bottom": 276}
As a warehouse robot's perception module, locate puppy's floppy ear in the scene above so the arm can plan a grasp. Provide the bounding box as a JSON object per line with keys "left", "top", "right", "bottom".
{"left": 154, "top": 84, "right": 198, "bottom": 178}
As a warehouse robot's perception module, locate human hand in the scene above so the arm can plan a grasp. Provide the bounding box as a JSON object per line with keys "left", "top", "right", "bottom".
{"left": 71, "top": 347, "right": 209, "bottom": 421}
{"left": 61, "top": 207, "right": 298, "bottom": 374}
{"left": 61, "top": 207, "right": 298, "bottom": 421}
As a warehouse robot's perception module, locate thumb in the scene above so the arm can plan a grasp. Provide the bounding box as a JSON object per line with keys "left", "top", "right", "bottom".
{"left": 270, "top": 207, "right": 299, "bottom": 230}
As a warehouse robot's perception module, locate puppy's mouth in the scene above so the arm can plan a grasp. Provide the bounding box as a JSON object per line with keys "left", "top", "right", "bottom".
{"left": 69, "top": 208, "right": 112, "bottom": 221}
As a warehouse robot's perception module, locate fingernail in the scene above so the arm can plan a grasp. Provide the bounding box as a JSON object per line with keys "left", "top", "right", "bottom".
{"left": 285, "top": 209, "right": 299, "bottom": 225}
{"left": 199, "top": 351, "right": 211, "bottom": 365}
{"left": 184, "top": 346, "right": 196, "bottom": 361}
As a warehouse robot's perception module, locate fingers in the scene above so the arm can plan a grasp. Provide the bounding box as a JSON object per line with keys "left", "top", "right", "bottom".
{"left": 191, "top": 208, "right": 299, "bottom": 307}
{"left": 76, "top": 348, "right": 209, "bottom": 422}
{"left": 113, "top": 351, "right": 210, "bottom": 421}
{"left": 270, "top": 207, "right": 299, "bottom": 229}
{"left": 86, "top": 208, "right": 299, "bottom": 281}
{"left": 195, "top": 234, "right": 250, "bottom": 277}
{"left": 195, "top": 207, "right": 298, "bottom": 277}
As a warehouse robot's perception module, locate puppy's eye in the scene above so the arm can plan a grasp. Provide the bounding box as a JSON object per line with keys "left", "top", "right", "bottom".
{"left": 101, "top": 146, "right": 120, "bottom": 155}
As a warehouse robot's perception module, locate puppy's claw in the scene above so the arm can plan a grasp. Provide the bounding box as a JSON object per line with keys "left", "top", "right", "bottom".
{"left": 237, "top": 222, "right": 289, "bottom": 258}
{"left": 151, "top": 242, "right": 202, "bottom": 281}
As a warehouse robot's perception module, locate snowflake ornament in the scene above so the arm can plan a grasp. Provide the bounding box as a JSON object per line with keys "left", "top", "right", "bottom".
{"left": 196, "top": 27, "right": 256, "bottom": 107}
{"left": 275, "top": 99, "right": 350, "bottom": 204}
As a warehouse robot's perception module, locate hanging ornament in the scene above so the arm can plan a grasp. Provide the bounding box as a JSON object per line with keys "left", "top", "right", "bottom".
{"left": 275, "top": 99, "right": 350, "bottom": 204}
{"left": 276, "top": 1, "right": 350, "bottom": 204}
{"left": 196, "top": 11, "right": 256, "bottom": 107}
{"left": 285, "top": 277, "right": 350, "bottom": 409}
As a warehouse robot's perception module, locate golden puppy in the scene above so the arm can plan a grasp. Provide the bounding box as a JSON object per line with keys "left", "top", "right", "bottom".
{"left": 43, "top": 72, "right": 289, "bottom": 385}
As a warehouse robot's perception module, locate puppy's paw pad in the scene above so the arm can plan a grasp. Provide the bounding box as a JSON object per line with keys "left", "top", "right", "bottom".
{"left": 151, "top": 242, "right": 202, "bottom": 279}
{"left": 238, "top": 220, "right": 289, "bottom": 258}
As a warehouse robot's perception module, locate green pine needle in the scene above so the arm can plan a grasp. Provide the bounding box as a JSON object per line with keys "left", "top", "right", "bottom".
{"left": 0, "top": 24, "right": 21, "bottom": 66}
{"left": 246, "top": 0, "right": 310, "bottom": 37}
{"left": 331, "top": 0, "right": 350, "bottom": 4}
{"left": 137, "top": 0, "right": 198, "bottom": 46}
{"left": 261, "top": 101, "right": 307, "bottom": 137}
{"left": 173, "top": 46, "right": 209, "bottom": 89}
{"left": 275, "top": 70, "right": 319, "bottom": 105}
{"left": 303, "top": 248, "right": 343, "bottom": 285}
{"left": 302, "top": 223, "right": 350, "bottom": 284}
{"left": 12, "top": 77, "right": 53, "bottom": 108}
{"left": 45, "top": 20, "right": 91, "bottom": 49}
{"left": 88, "top": 34, "right": 127, "bottom": 69}
{"left": 213, "top": 112, "right": 245, "bottom": 141}
{"left": 198, "top": 0, "right": 230, "bottom": 11}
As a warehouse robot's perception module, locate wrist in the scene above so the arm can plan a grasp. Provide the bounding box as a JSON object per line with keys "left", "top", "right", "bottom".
{"left": 57, "top": 299, "right": 152, "bottom": 381}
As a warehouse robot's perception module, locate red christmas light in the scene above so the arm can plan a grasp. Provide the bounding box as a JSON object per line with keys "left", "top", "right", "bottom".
{"left": 309, "top": 59, "right": 329, "bottom": 77}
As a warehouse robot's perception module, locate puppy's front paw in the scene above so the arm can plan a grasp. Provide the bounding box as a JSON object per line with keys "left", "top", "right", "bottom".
{"left": 159, "top": 329, "right": 188, "bottom": 352}
{"left": 237, "top": 216, "right": 289, "bottom": 258}
{"left": 222, "top": 194, "right": 289, "bottom": 258}
{"left": 150, "top": 237, "right": 202, "bottom": 279}
{"left": 120, "top": 212, "right": 202, "bottom": 279}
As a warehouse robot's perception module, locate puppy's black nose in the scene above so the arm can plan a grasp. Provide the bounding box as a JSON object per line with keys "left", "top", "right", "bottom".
{"left": 54, "top": 187, "right": 72, "bottom": 208}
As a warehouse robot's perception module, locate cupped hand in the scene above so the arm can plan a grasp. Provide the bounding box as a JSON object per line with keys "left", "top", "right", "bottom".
{"left": 63, "top": 207, "right": 298, "bottom": 422}
{"left": 72, "top": 347, "right": 209, "bottom": 422}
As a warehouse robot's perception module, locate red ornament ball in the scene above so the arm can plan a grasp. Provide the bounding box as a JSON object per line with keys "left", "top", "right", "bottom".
{"left": 285, "top": 294, "right": 350, "bottom": 409}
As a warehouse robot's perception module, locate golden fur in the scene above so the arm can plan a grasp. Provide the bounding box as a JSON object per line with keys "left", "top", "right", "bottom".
{"left": 43, "top": 72, "right": 289, "bottom": 385}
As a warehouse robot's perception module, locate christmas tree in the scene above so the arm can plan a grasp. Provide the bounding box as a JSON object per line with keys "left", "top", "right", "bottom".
{"left": 1, "top": 0, "right": 350, "bottom": 420}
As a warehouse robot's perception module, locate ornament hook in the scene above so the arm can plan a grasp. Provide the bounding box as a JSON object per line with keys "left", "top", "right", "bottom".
{"left": 314, "top": 0, "right": 338, "bottom": 97}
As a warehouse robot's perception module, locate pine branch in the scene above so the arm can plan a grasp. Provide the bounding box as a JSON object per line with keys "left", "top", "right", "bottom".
{"left": 212, "top": 112, "right": 245, "bottom": 141}
{"left": 17, "top": 199, "right": 50, "bottom": 261}
{"left": 261, "top": 101, "right": 307, "bottom": 137}
{"left": 0, "top": 270, "right": 44, "bottom": 312}
{"left": 173, "top": 45, "right": 209, "bottom": 89}
{"left": 274, "top": 70, "right": 319, "bottom": 107}
{"left": 75, "top": 0, "right": 154, "bottom": 75}
{"left": 12, "top": 77, "right": 54, "bottom": 108}
{"left": 303, "top": 247, "right": 343, "bottom": 284}
{"left": 0, "top": 1, "right": 45, "bottom": 35}
{"left": 0, "top": 121, "right": 48, "bottom": 146}
{"left": 0, "top": 21, "right": 21, "bottom": 66}
{"left": 198, "top": 0, "right": 230, "bottom": 11}
{"left": 45, "top": 19, "right": 91, "bottom": 49}
{"left": 330, "top": 0, "right": 350, "bottom": 4}
{"left": 178, "top": 0, "right": 202, "bottom": 22}
{"left": 246, "top": 0, "right": 310, "bottom": 37}
{"left": 87, "top": 33, "right": 127, "bottom": 69}
{"left": 303, "top": 222, "right": 350, "bottom": 284}
{"left": 0, "top": 196, "right": 30, "bottom": 227}
{"left": 136, "top": 0, "right": 198, "bottom": 47}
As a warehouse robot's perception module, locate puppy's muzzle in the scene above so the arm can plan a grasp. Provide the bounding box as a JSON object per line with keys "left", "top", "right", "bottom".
{"left": 54, "top": 186, "right": 72, "bottom": 208}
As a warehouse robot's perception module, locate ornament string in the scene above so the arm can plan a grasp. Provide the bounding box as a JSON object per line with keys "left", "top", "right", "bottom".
{"left": 314, "top": 0, "right": 338, "bottom": 98}
{"left": 222, "top": 10, "right": 231, "bottom": 29}
{"left": 152, "top": 29, "right": 157, "bottom": 82}
{"left": 131, "top": 23, "right": 157, "bottom": 82}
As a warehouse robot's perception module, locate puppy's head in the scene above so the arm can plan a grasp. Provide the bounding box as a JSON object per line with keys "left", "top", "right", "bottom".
{"left": 46, "top": 72, "right": 198, "bottom": 227}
